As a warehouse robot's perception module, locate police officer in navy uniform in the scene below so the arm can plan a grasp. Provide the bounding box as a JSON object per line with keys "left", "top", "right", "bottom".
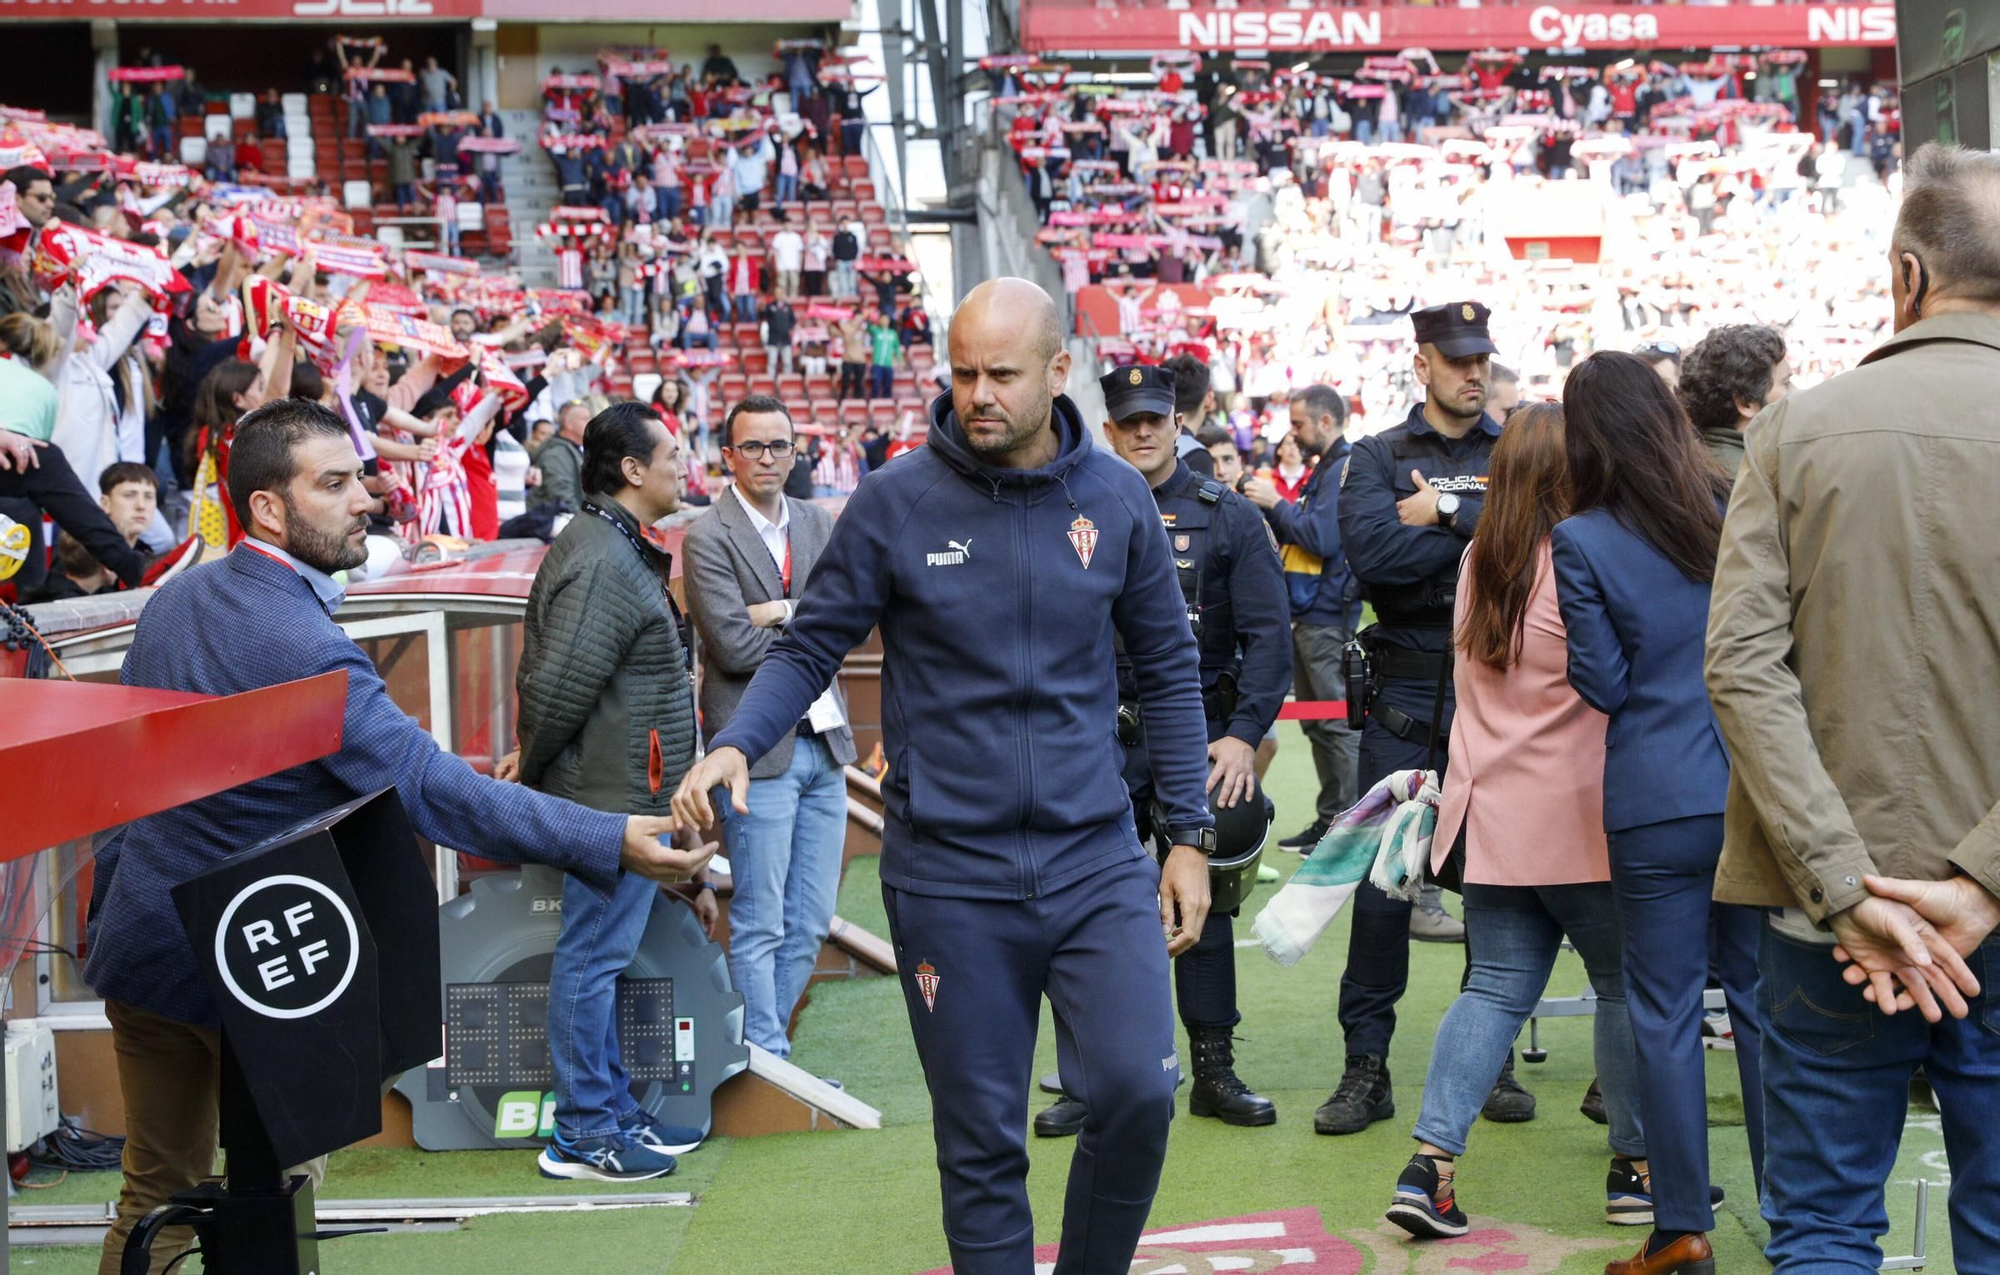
{"left": 1036, "top": 363, "right": 1292, "bottom": 1136}
{"left": 1313, "top": 301, "right": 1535, "bottom": 1137}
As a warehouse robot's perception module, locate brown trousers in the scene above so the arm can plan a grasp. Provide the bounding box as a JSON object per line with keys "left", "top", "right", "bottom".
{"left": 97, "top": 1000, "right": 325, "bottom": 1275}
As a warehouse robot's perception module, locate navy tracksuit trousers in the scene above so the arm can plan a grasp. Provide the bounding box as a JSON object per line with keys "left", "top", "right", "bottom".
{"left": 883, "top": 854, "right": 1178, "bottom": 1275}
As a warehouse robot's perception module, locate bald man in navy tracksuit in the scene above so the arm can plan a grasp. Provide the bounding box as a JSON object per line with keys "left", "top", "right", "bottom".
{"left": 676, "top": 279, "right": 1215, "bottom": 1274}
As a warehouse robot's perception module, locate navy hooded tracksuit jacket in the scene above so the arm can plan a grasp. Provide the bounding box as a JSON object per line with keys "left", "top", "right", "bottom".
{"left": 709, "top": 391, "right": 1214, "bottom": 897}
{"left": 710, "top": 391, "right": 1216, "bottom": 1274}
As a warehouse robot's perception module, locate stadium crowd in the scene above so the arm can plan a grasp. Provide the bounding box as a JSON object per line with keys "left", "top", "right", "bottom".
{"left": 1002, "top": 48, "right": 1900, "bottom": 464}
{"left": 0, "top": 33, "right": 941, "bottom": 604}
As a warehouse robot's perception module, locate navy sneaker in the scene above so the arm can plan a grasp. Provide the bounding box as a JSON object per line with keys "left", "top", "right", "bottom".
{"left": 1387, "top": 1153, "right": 1469, "bottom": 1240}
{"left": 537, "top": 1131, "right": 676, "bottom": 1182}
{"left": 1607, "top": 1157, "right": 1653, "bottom": 1225}
{"left": 1606, "top": 1158, "right": 1726, "bottom": 1226}
{"left": 620, "top": 1109, "right": 705, "bottom": 1156}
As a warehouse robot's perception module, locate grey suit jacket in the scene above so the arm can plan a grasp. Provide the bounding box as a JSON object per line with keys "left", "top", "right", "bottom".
{"left": 682, "top": 491, "right": 858, "bottom": 780}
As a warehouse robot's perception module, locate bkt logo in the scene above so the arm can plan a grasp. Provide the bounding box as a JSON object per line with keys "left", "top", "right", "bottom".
{"left": 530, "top": 897, "right": 563, "bottom": 914}
{"left": 494, "top": 1090, "right": 556, "bottom": 1139}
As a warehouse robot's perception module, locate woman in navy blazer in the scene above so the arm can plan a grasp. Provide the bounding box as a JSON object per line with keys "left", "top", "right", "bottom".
{"left": 1551, "top": 353, "right": 1763, "bottom": 1275}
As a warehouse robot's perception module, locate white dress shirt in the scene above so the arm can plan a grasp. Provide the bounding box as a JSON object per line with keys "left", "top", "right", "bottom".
{"left": 730, "top": 480, "right": 790, "bottom": 569}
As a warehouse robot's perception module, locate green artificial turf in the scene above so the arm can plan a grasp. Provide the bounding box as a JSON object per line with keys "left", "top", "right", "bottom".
{"left": 20, "top": 724, "right": 1954, "bottom": 1273}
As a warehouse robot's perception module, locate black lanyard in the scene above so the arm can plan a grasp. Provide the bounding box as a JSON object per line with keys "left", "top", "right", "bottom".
{"left": 582, "top": 501, "right": 693, "bottom": 679}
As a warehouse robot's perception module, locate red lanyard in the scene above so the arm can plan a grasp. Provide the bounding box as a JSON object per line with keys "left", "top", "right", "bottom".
{"left": 780, "top": 532, "right": 792, "bottom": 596}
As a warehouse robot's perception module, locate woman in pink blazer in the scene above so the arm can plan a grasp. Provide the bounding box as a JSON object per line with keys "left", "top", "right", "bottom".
{"left": 1385, "top": 403, "right": 1649, "bottom": 1242}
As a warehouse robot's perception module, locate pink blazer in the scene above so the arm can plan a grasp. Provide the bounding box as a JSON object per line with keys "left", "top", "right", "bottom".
{"left": 1433, "top": 542, "right": 1611, "bottom": 886}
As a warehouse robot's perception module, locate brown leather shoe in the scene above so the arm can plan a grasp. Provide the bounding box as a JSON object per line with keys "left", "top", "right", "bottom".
{"left": 1604, "top": 1233, "right": 1714, "bottom": 1275}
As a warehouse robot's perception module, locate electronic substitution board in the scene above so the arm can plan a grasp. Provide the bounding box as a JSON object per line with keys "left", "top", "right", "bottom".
{"left": 395, "top": 866, "right": 749, "bottom": 1150}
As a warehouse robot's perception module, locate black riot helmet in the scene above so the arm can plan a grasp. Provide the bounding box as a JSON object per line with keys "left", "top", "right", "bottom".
{"left": 1206, "top": 778, "right": 1274, "bottom": 914}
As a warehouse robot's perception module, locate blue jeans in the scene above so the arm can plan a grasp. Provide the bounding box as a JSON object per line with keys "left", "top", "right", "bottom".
{"left": 722, "top": 734, "right": 847, "bottom": 1057}
{"left": 733, "top": 293, "right": 758, "bottom": 323}
{"left": 1413, "top": 881, "right": 1643, "bottom": 1159}
{"left": 662, "top": 187, "right": 682, "bottom": 222}
{"left": 869, "top": 364, "right": 893, "bottom": 399}
{"left": 547, "top": 868, "right": 657, "bottom": 1139}
{"left": 776, "top": 172, "right": 797, "bottom": 204}
{"left": 1761, "top": 920, "right": 2000, "bottom": 1272}
{"left": 1608, "top": 814, "right": 1765, "bottom": 1232}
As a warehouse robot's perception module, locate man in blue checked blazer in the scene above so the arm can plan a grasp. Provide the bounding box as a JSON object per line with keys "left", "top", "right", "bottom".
{"left": 83, "top": 399, "right": 711, "bottom": 1275}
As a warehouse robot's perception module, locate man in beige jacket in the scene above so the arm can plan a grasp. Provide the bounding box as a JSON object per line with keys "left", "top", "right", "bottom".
{"left": 1706, "top": 142, "right": 2000, "bottom": 1274}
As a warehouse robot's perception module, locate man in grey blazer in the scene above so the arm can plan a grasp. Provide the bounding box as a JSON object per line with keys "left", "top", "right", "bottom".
{"left": 682, "top": 394, "right": 857, "bottom": 1058}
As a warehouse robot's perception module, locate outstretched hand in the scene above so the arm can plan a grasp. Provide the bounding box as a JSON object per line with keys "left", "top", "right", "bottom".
{"left": 620, "top": 814, "right": 713, "bottom": 884}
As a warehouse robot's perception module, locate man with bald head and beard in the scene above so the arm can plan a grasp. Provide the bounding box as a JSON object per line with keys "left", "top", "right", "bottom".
{"left": 675, "top": 278, "right": 1216, "bottom": 1274}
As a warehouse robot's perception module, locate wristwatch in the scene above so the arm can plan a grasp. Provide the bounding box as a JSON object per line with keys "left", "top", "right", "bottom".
{"left": 1168, "top": 827, "right": 1217, "bottom": 855}
{"left": 1436, "top": 491, "right": 1462, "bottom": 530}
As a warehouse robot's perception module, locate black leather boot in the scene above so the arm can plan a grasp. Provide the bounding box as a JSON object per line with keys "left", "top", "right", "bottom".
{"left": 1314, "top": 1054, "right": 1393, "bottom": 1135}
{"left": 1187, "top": 1026, "right": 1276, "bottom": 1127}
{"left": 1480, "top": 1050, "right": 1537, "bottom": 1123}
{"left": 1033, "top": 1093, "right": 1087, "bottom": 1138}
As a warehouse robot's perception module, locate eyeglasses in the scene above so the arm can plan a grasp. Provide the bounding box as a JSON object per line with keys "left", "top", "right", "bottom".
{"left": 726, "top": 439, "right": 794, "bottom": 459}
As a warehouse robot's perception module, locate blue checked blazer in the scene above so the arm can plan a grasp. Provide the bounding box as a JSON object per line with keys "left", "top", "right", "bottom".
{"left": 84, "top": 546, "right": 625, "bottom": 1027}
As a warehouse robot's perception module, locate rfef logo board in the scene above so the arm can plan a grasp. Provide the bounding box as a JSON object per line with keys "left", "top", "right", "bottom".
{"left": 213, "top": 874, "right": 361, "bottom": 1019}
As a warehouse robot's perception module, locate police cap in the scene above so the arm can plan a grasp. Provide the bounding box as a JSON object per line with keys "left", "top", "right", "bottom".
{"left": 1411, "top": 301, "right": 1498, "bottom": 359}
{"left": 1099, "top": 363, "right": 1177, "bottom": 423}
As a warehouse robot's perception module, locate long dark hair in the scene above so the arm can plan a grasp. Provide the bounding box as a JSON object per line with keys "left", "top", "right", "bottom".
{"left": 1460, "top": 402, "right": 1571, "bottom": 671}
{"left": 1562, "top": 351, "right": 1731, "bottom": 583}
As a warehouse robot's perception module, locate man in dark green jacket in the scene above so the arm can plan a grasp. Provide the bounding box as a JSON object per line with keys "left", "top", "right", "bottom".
{"left": 1677, "top": 324, "right": 1790, "bottom": 485}
{"left": 509, "top": 401, "right": 704, "bottom": 1182}
{"left": 529, "top": 399, "right": 590, "bottom": 515}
